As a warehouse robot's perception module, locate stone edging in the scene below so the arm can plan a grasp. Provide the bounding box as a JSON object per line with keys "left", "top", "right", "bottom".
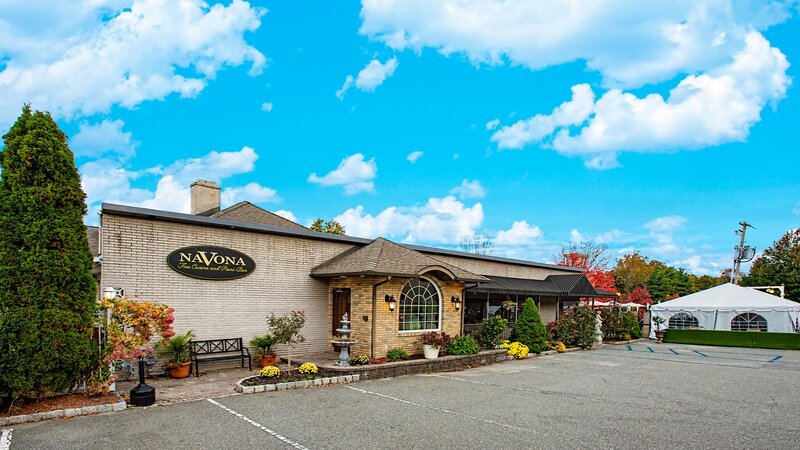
{"left": 0, "top": 400, "right": 127, "bottom": 427}
{"left": 235, "top": 374, "right": 360, "bottom": 394}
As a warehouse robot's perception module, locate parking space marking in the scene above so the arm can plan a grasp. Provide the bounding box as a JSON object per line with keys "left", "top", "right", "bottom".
{"left": 343, "top": 385, "right": 544, "bottom": 436}
{"left": 769, "top": 355, "right": 784, "bottom": 362}
{"left": 426, "top": 373, "right": 690, "bottom": 416}
{"left": 609, "top": 346, "right": 780, "bottom": 363}
{"left": 206, "top": 399, "right": 309, "bottom": 450}
{"left": 589, "top": 349, "right": 761, "bottom": 369}
{"left": 0, "top": 428, "right": 11, "bottom": 450}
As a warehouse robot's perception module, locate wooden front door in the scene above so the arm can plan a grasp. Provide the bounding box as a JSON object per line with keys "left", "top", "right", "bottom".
{"left": 332, "top": 288, "right": 351, "bottom": 333}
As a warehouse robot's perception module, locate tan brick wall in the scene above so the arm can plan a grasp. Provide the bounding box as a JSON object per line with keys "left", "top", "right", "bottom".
{"left": 100, "top": 213, "right": 353, "bottom": 358}
{"left": 329, "top": 275, "right": 464, "bottom": 358}
{"left": 424, "top": 254, "right": 574, "bottom": 279}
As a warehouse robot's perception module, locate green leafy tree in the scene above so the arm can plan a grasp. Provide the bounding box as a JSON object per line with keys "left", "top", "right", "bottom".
{"left": 0, "top": 106, "right": 97, "bottom": 400}
{"left": 742, "top": 229, "right": 800, "bottom": 301}
{"left": 511, "top": 298, "right": 547, "bottom": 353}
{"left": 613, "top": 252, "right": 656, "bottom": 297}
{"left": 310, "top": 218, "right": 346, "bottom": 235}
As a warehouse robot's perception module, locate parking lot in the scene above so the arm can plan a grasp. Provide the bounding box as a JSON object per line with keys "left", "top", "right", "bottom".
{"left": 8, "top": 342, "right": 800, "bottom": 449}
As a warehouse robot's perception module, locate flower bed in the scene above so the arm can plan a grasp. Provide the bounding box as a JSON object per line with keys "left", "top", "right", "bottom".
{"left": 0, "top": 393, "right": 126, "bottom": 426}
{"left": 235, "top": 373, "right": 359, "bottom": 394}
{"left": 240, "top": 368, "right": 338, "bottom": 386}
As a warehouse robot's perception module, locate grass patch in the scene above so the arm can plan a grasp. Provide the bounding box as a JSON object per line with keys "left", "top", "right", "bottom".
{"left": 664, "top": 329, "right": 800, "bottom": 350}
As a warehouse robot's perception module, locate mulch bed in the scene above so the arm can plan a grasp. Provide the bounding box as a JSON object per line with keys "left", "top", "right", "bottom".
{"left": 241, "top": 368, "right": 340, "bottom": 386}
{"left": 2, "top": 393, "right": 119, "bottom": 417}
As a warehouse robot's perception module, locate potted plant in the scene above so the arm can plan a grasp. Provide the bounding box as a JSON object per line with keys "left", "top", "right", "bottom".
{"left": 159, "top": 330, "right": 195, "bottom": 378}
{"left": 652, "top": 316, "right": 666, "bottom": 342}
{"left": 419, "top": 332, "right": 452, "bottom": 359}
{"left": 251, "top": 334, "right": 278, "bottom": 368}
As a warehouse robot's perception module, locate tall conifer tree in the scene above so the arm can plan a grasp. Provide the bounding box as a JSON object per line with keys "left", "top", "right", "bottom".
{"left": 0, "top": 105, "right": 97, "bottom": 399}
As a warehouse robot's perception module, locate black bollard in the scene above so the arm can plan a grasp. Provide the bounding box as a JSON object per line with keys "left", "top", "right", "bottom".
{"left": 129, "top": 356, "right": 156, "bottom": 406}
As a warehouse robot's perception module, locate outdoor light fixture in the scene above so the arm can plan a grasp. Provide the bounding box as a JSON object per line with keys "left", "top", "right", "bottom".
{"left": 385, "top": 295, "right": 396, "bottom": 312}
{"left": 103, "top": 287, "right": 118, "bottom": 301}
{"left": 451, "top": 296, "right": 462, "bottom": 312}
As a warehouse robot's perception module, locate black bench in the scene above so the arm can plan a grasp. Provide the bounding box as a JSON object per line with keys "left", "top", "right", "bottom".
{"left": 190, "top": 338, "right": 251, "bottom": 376}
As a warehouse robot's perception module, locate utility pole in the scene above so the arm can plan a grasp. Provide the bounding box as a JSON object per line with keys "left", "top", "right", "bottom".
{"left": 731, "top": 221, "right": 755, "bottom": 284}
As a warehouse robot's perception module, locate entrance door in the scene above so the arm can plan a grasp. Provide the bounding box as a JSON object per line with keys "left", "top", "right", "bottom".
{"left": 332, "top": 288, "right": 351, "bottom": 333}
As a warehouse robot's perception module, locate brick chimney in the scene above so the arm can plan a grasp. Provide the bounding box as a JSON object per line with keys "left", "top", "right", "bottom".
{"left": 191, "top": 180, "right": 221, "bottom": 216}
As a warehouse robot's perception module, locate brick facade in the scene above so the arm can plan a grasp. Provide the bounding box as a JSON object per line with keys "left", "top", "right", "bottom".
{"left": 101, "top": 209, "right": 576, "bottom": 360}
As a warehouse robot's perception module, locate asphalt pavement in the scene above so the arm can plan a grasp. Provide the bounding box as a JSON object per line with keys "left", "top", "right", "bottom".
{"left": 6, "top": 342, "right": 800, "bottom": 449}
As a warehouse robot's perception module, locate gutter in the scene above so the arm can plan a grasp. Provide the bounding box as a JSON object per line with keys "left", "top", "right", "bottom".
{"left": 371, "top": 276, "right": 392, "bottom": 358}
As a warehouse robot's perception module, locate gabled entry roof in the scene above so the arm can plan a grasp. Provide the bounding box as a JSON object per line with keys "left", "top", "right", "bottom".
{"left": 467, "top": 274, "right": 616, "bottom": 298}
{"left": 211, "top": 201, "right": 307, "bottom": 231}
{"left": 311, "top": 237, "right": 489, "bottom": 282}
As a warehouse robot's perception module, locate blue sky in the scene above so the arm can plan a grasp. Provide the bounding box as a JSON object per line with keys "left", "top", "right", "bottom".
{"left": 1, "top": 0, "right": 799, "bottom": 276}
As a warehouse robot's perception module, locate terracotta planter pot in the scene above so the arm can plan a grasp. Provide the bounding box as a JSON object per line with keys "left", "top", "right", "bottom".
{"left": 654, "top": 330, "right": 665, "bottom": 343}
{"left": 167, "top": 362, "right": 191, "bottom": 379}
{"left": 423, "top": 344, "right": 440, "bottom": 359}
{"left": 258, "top": 353, "right": 277, "bottom": 368}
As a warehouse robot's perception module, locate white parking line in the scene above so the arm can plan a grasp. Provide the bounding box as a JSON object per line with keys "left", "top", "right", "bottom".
{"left": 343, "top": 385, "right": 544, "bottom": 435}
{"left": 206, "top": 399, "right": 308, "bottom": 450}
{"left": 0, "top": 428, "right": 11, "bottom": 450}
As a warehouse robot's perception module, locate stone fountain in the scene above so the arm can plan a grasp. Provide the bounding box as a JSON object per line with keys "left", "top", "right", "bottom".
{"left": 332, "top": 313, "right": 355, "bottom": 367}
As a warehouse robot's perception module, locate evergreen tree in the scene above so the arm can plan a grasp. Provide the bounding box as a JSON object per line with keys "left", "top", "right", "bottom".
{"left": 0, "top": 105, "right": 97, "bottom": 399}
{"left": 511, "top": 298, "right": 547, "bottom": 353}
{"left": 742, "top": 229, "right": 800, "bottom": 301}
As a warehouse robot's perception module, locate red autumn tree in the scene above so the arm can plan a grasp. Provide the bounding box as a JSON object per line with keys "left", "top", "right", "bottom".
{"left": 556, "top": 242, "right": 618, "bottom": 294}
{"left": 628, "top": 287, "right": 653, "bottom": 305}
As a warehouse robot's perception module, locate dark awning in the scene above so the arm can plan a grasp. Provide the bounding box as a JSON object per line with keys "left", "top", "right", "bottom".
{"left": 467, "top": 274, "right": 617, "bottom": 298}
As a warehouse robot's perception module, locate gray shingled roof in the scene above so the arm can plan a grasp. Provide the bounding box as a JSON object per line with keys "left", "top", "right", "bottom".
{"left": 211, "top": 201, "right": 307, "bottom": 230}
{"left": 311, "top": 237, "right": 488, "bottom": 282}
{"left": 468, "top": 274, "right": 616, "bottom": 297}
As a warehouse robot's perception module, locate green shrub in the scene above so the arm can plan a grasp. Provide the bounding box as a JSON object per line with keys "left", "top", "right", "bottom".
{"left": 447, "top": 335, "right": 480, "bottom": 355}
{"left": 664, "top": 329, "right": 800, "bottom": 350}
{"left": 511, "top": 298, "right": 547, "bottom": 353}
{"left": 478, "top": 316, "right": 508, "bottom": 348}
{"left": 623, "top": 312, "right": 642, "bottom": 339}
{"left": 386, "top": 347, "right": 408, "bottom": 361}
{"left": 0, "top": 106, "right": 98, "bottom": 400}
{"left": 547, "top": 305, "right": 598, "bottom": 349}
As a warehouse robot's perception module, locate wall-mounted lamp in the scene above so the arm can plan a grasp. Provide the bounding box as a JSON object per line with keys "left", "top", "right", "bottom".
{"left": 103, "top": 287, "right": 123, "bottom": 301}
{"left": 385, "top": 295, "right": 396, "bottom": 312}
{"left": 451, "top": 296, "right": 462, "bottom": 312}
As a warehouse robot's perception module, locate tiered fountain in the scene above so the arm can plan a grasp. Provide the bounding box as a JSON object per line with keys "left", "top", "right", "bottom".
{"left": 331, "top": 313, "right": 355, "bottom": 367}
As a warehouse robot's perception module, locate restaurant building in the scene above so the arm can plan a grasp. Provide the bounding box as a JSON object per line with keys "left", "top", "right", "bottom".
{"left": 92, "top": 180, "right": 612, "bottom": 358}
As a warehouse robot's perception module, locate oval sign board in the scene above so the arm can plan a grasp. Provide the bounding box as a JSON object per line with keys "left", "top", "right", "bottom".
{"left": 167, "top": 246, "right": 256, "bottom": 281}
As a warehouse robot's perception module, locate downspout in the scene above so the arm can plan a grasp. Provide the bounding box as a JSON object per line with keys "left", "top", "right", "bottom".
{"left": 371, "top": 276, "right": 392, "bottom": 358}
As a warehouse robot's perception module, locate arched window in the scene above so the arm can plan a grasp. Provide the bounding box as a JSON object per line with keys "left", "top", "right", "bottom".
{"left": 668, "top": 312, "right": 699, "bottom": 329}
{"left": 731, "top": 313, "right": 767, "bottom": 332}
{"left": 398, "top": 277, "right": 441, "bottom": 332}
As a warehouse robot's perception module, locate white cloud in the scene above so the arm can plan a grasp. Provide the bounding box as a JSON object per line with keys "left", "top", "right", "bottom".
{"left": 71, "top": 119, "right": 139, "bottom": 160}
{"left": 334, "top": 195, "right": 483, "bottom": 244}
{"left": 494, "top": 220, "right": 543, "bottom": 245}
{"left": 406, "top": 150, "right": 423, "bottom": 163}
{"left": 0, "top": 0, "right": 266, "bottom": 131}
{"left": 570, "top": 229, "right": 586, "bottom": 243}
{"left": 361, "top": 1, "right": 793, "bottom": 169}
{"left": 449, "top": 179, "right": 486, "bottom": 199}
{"left": 308, "top": 153, "right": 377, "bottom": 195}
{"left": 221, "top": 182, "right": 280, "bottom": 206}
{"left": 644, "top": 215, "right": 687, "bottom": 255}
{"left": 336, "top": 57, "right": 398, "bottom": 99}
{"left": 80, "top": 146, "right": 279, "bottom": 221}
{"left": 260, "top": 102, "right": 273, "bottom": 112}
{"left": 274, "top": 209, "right": 297, "bottom": 223}
{"left": 485, "top": 119, "right": 500, "bottom": 131}
{"left": 360, "top": 0, "right": 793, "bottom": 88}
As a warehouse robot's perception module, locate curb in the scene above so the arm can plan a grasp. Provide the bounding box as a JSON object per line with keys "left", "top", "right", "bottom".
{"left": 0, "top": 400, "right": 127, "bottom": 427}
{"left": 235, "top": 374, "right": 360, "bottom": 394}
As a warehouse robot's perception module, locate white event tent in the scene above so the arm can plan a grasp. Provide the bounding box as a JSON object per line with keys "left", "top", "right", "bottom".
{"left": 649, "top": 283, "right": 800, "bottom": 338}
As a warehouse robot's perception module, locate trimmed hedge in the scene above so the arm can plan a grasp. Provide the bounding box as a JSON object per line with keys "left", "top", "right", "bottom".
{"left": 663, "top": 329, "right": 800, "bottom": 350}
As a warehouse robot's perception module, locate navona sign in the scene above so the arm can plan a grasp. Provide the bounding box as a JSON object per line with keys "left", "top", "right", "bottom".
{"left": 167, "top": 245, "right": 256, "bottom": 280}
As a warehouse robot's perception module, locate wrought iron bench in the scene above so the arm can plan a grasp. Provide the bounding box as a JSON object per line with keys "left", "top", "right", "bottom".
{"left": 190, "top": 338, "right": 251, "bottom": 376}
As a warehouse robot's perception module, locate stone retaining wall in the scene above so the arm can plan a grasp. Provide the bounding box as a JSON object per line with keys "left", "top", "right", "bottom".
{"left": 327, "top": 349, "right": 509, "bottom": 380}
